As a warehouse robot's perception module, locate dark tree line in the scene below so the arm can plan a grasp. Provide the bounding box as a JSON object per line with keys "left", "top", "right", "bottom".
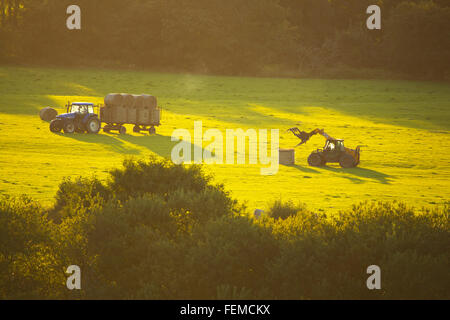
{"left": 0, "top": 0, "right": 449, "bottom": 80}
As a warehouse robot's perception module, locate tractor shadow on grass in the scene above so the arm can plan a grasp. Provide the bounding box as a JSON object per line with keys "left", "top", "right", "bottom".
{"left": 54, "top": 132, "right": 142, "bottom": 155}
{"left": 283, "top": 164, "right": 321, "bottom": 174}
{"left": 285, "top": 163, "right": 392, "bottom": 184}
{"left": 57, "top": 132, "right": 212, "bottom": 161}
{"left": 115, "top": 133, "right": 210, "bottom": 161}
{"left": 321, "top": 166, "right": 393, "bottom": 184}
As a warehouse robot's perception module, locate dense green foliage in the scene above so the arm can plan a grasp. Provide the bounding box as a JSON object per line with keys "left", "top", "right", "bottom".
{"left": 1, "top": 158, "right": 448, "bottom": 299}
{"left": 1, "top": 0, "right": 449, "bottom": 80}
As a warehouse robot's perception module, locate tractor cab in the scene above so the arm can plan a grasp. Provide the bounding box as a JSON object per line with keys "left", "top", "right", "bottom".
{"left": 68, "top": 102, "right": 97, "bottom": 115}
{"left": 324, "top": 139, "right": 345, "bottom": 152}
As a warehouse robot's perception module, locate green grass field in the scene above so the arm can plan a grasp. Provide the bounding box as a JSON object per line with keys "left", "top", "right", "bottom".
{"left": 0, "top": 66, "right": 449, "bottom": 212}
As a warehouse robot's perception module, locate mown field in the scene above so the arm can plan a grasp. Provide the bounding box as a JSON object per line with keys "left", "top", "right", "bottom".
{"left": 0, "top": 66, "right": 449, "bottom": 212}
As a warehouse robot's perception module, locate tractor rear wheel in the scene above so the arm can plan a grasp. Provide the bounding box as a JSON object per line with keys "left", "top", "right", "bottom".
{"left": 339, "top": 153, "right": 356, "bottom": 168}
{"left": 63, "top": 121, "right": 75, "bottom": 134}
{"left": 86, "top": 118, "right": 101, "bottom": 134}
{"left": 50, "top": 119, "right": 62, "bottom": 133}
{"left": 308, "top": 153, "right": 324, "bottom": 167}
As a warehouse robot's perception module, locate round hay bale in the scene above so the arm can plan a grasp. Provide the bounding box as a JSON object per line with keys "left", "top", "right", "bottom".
{"left": 104, "top": 93, "right": 123, "bottom": 106}
{"left": 121, "top": 93, "right": 135, "bottom": 108}
{"left": 133, "top": 94, "right": 144, "bottom": 108}
{"left": 279, "top": 149, "right": 295, "bottom": 165}
{"left": 39, "top": 107, "right": 58, "bottom": 121}
{"left": 141, "top": 94, "right": 157, "bottom": 109}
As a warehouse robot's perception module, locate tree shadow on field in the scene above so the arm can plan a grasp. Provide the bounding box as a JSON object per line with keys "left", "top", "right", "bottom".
{"left": 321, "top": 166, "right": 393, "bottom": 184}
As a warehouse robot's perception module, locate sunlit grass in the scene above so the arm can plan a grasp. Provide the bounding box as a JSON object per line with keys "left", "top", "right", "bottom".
{"left": 0, "top": 66, "right": 449, "bottom": 211}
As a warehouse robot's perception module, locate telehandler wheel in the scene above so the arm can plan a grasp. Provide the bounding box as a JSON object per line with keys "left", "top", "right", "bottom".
{"left": 119, "top": 126, "right": 127, "bottom": 135}
{"left": 50, "top": 119, "right": 62, "bottom": 133}
{"left": 63, "top": 121, "right": 75, "bottom": 134}
{"left": 308, "top": 153, "right": 324, "bottom": 167}
{"left": 133, "top": 125, "right": 140, "bottom": 133}
{"left": 339, "top": 153, "right": 356, "bottom": 168}
{"left": 86, "top": 118, "right": 101, "bottom": 134}
{"left": 149, "top": 126, "right": 156, "bottom": 135}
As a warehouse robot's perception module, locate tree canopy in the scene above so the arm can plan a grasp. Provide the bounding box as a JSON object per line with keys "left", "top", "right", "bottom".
{"left": 0, "top": 0, "right": 449, "bottom": 79}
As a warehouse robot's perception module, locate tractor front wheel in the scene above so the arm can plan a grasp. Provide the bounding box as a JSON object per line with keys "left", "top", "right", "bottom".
{"left": 63, "top": 121, "right": 75, "bottom": 134}
{"left": 86, "top": 118, "right": 101, "bottom": 134}
{"left": 339, "top": 154, "right": 356, "bottom": 168}
{"left": 50, "top": 119, "right": 62, "bottom": 133}
{"left": 308, "top": 153, "right": 324, "bottom": 167}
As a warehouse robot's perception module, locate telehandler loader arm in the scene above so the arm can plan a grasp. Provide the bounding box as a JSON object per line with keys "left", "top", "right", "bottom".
{"left": 287, "top": 128, "right": 335, "bottom": 146}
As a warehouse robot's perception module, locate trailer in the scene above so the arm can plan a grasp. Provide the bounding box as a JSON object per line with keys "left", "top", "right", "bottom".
{"left": 100, "top": 93, "right": 161, "bottom": 135}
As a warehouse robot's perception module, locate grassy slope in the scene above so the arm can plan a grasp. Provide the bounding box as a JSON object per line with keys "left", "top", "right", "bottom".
{"left": 0, "top": 66, "right": 449, "bottom": 212}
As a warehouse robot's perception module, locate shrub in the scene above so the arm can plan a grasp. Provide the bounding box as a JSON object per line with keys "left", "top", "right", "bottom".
{"left": 266, "top": 199, "right": 307, "bottom": 220}
{"left": 1, "top": 158, "right": 448, "bottom": 300}
{"left": 0, "top": 196, "right": 63, "bottom": 299}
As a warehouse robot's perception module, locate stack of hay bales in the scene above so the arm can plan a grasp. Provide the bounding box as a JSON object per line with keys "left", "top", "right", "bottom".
{"left": 137, "top": 94, "right": 158, "bottom": 125}
{"left": 101, "top": 93, "right": 160, "bottom": 126}
{"left": 39, "top": 107, "right": 58, "bottom": 121}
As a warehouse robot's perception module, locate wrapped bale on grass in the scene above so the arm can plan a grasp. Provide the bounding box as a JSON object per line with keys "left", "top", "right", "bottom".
{"left": 279, "top": 149, "right": 295, "bottom": 165}
{"left": 39, "top": 107, "right": 58, "bottom": 121}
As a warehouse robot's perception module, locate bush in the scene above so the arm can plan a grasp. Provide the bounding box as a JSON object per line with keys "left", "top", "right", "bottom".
{"left": 0, "top": 196, "right": 63, "bottom": 299}
{"left": 266, "top": 199, "right": 307, "bottom": 220}
{"left": 265, "top": 201, "right": 449, "bottom": 299}
{"left": 0, "top": 158, "right": 448, "bottom": 299}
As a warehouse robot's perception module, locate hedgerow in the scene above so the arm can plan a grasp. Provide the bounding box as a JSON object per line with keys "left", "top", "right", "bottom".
{"left": 0, "top": 158, "right": 448, "bottom": 299}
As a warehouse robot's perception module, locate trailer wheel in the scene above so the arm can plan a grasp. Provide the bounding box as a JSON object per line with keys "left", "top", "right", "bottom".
{"left": 149, "top": 126, "right": 156, "bottom": 135}
{"left": 63, "top": 121, "right": 75, "bottom": 134}
{"left": 119, "top": 126, "right": 127, "bottom": 135}
{"left": 133, "top": 125, "right": 140, "bottom": 133}
{"left": 86, "top": 118, "right": 101, "bottom": 134}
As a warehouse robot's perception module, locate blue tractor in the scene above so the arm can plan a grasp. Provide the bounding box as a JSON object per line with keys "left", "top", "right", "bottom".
{"left": 50, "top": 102, "right": 101, "bottom": 134}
